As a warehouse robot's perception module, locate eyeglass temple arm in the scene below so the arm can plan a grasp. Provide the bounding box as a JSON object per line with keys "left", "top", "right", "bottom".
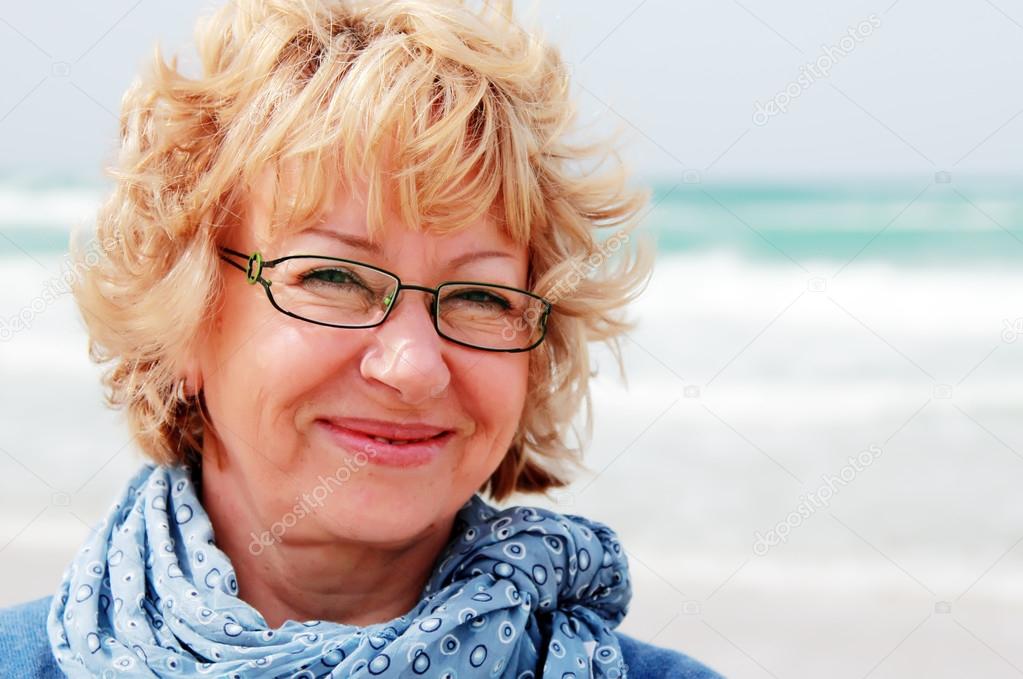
{"left": 219, "top": 247, "right": 248, "bottom": 274}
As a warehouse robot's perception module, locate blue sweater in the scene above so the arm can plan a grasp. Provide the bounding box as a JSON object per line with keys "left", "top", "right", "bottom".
{"left": 1, "top": 596, "right": 722, "bottom": 678}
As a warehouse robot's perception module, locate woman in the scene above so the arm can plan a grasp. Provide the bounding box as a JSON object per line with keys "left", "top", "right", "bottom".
{"left": 0, "top": 0, "right": 722, "bottom": 676}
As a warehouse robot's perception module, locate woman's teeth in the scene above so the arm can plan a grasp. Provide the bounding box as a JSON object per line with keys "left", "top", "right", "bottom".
{"left": 368, "top": 435, "right": 434, "bottom": 445}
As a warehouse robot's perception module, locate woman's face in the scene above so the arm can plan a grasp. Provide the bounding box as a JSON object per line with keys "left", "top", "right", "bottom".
{"left": 196, "top": 178, "right": 531, "bottom": 550}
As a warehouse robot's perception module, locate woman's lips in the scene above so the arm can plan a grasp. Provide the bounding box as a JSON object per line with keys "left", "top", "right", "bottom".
{"left": 315, "top": 419, "right": 454, "bottom": 469}
{"left": 320, "top": 416, "right": 450, "bottom": 441}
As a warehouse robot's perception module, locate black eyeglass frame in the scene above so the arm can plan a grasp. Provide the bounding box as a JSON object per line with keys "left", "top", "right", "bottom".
{"left": 218, "top": 246, "right": 552, "bottom": 353}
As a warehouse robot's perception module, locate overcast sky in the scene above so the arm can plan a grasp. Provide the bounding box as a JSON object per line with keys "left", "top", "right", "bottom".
{"left": 1, "top": 0, "right": 1021, "bottom": 182}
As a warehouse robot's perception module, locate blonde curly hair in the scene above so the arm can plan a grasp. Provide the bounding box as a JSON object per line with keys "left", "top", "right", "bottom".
{"left": 73, "top": 0, "right": 654, "bottom": 501}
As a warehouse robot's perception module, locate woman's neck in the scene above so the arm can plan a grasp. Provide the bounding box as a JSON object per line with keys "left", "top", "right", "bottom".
{"left": 197, "top": 444, "right": 456, "bottom": 629}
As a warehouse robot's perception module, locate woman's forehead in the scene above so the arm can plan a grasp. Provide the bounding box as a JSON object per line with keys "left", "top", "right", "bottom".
{"left": 245, "top": 166, "right": 526, "bottom": 253}
{"left": 292, "top": 221, "right": 523, "bottom": 257}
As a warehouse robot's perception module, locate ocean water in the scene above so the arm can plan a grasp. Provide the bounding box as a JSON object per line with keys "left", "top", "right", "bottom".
{"left": 3, "top": 176, "right": 1023, "bottom": 261}
{"left": 1, "top": 178, "right": 1021, "bottom": 677}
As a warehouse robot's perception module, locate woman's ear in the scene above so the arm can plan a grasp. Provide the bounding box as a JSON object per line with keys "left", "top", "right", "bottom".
{"left": 178, "top": 342, "right": 205, "bottom": 398}
{"left": 184, "top": 370, "right": 204, "bottom": 397}
{"left": 178, "top": 310, "right": 216, "bottom": 398}
{"left": 177, "top": 364, "right": 204, "bottom": 398}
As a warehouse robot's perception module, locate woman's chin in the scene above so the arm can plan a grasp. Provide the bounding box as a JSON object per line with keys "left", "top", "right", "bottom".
{"left": 317, "top": 502, "right": 446, "bottom": 543}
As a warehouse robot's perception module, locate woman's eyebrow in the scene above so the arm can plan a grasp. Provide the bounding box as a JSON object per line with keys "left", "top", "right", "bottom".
{"left": 308, "top": 228, "right": 382, "bottom": 254}
{"left": 446, "top": 250, "right": 515, "bottom": 269}
{"left": 307, "top": 228, "right": 514, "bottom": 269}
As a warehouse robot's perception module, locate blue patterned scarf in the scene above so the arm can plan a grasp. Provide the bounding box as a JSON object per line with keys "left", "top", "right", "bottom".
{"left": 47, "top": 463, "right": 632, "bottom": 677}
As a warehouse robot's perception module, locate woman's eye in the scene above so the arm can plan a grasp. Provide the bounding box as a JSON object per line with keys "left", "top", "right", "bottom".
{"left": 449, "top": 288, "right": 511, "bottom": 309}
{"left": 300, "top": 268, "right": 361, "bottom": 287}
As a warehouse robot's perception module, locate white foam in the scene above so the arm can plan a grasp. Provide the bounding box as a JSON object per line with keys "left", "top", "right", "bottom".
{"left": 0, "top": 186, "right": 102, "bottom": 227}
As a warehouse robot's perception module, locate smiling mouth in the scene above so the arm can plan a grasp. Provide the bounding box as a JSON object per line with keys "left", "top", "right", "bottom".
{"left": 317, "top": 416, "right": 454, "bottom": 444}
{"left": 315, "top": 420, "right": 455, "bottom": 468}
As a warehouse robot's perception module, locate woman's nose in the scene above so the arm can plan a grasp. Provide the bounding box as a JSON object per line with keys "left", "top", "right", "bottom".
{"left": 359, "top": 289, "right": 451, "bottom": 404}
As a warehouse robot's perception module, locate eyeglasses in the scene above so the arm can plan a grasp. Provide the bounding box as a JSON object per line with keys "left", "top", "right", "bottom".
{"left": 218, "top": 247, "right": 552, "bottom": 352}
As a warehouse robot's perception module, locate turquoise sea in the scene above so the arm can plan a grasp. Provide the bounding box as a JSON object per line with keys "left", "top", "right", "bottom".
{"left": 2, "top": 176, "right": 1022, "bottom": 263}
{"left": 637, "top": 177, "right": 1023, "bottom": 265}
